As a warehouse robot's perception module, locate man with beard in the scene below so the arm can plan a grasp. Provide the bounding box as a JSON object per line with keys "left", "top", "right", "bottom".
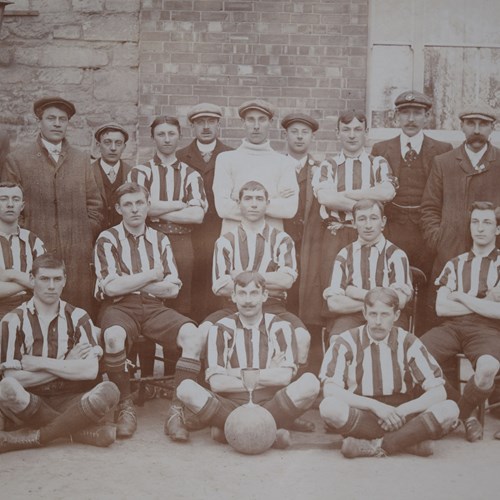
{"left": 421, "top": 104, "right": 500, "bottom": 282}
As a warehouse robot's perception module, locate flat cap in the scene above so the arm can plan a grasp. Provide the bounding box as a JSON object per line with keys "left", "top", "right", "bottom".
{"left": 187, "top": 103, "right": 223, "bottom": 123}
{"left": 459, "top": 104, "right": 497, "bottom": 122}
{"left": 34, "top": 96, "right": 76, "bottom": 119}
{"left": 238, "top": 99, "right": 275, "bottom": 119}
{"left": 281, "top": 113, "right": 319, "bottom": 132}
{"left": 395, "top": 91, "right": 432, "bottom": 110}
{"left": 94, "top": 122, "right": 129, "bottom": 142}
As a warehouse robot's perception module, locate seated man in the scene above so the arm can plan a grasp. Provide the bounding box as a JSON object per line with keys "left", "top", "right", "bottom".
{"left": 177, "top": 271, "right": 320, "bottom": 448}
{"left": 202, "top": 181, "right": 310, "bottom": 366}
{"left": 0, "top": 254, "right": 119, "bottom": 454}
{"left": 94, "top": 182, "right": 203, "bottom": 442}
{"left": 421, "top": 201, "right": 500, "bottom": 442}
{"left": 0, "top": 182, "right": 45, "bottom": 319}
{"left": 320, "top": 287, "right": 458, "bottom": 458}
{"left": 323, "top": 199, "right": 412, "bottom": 341}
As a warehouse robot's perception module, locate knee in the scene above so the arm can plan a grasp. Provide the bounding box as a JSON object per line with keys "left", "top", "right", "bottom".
{"left": 475, "top": 355, "right": 500, "bottom": 385}
{"left": 295, "top": 372, "right": 320, "bottom": 400}
{"left": 0, "top": 377, "right": 25, "bottom": 405}
{"left": 84, "top": 381, "right": 120, "bottom": 416}
{"left": 428, "top": 400, "right": 459, "bottom": 435}
{"left": 176, "top": 379, "right": 198, "bottom": 405}
{"left": 178, "top": 323, "right": 204, "bottom": 356}
{"left": 319, "top": 397, "right": 347, "bottom": 427}
{"left": 104, "top": 327, "right": 126, "bottom": 352}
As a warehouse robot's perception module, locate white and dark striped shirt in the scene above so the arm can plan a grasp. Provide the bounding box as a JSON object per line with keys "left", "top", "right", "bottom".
{"left": 206, "top": 312, "right": 298, "bottom": 382}
{"left": 128, "top": 156, "right": 207, "bottom": 234}
{"left": 320, "top": 324, "right": 444, "bottom": 396}
{"left": 436, "top": 247, "right": 500, "bottom": 298}
{"left": 312, "top": 151, "right": 396, "bottom": 223}
{"left": 212, "top": 223, "right": 297, "bottom": 296}
{"left": 0, "top": 298, "right": 97, "bottom": 363}
{"left": 0, "top": 227, "right": 45, "bottom": 274}
{"left": 93, "top": 222, "right": 178, "bottom": 300}
{"left": 324, "top": 236, "right": 412, "bottom": 299}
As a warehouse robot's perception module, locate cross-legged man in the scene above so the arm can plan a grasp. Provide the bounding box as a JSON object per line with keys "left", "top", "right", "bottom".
{"left": 177, "top": 271, "right": 320, "bottom": 448}
{"left": 320, "top": 287, "right": 458, "bottom": 458}
{"left": 0, "top": 254, "right": 119, "bottom": 453}
{"left": 421, "top": 201, "right": 500, "bottom": 442}
{"left": 94, "top": 182, "right": 204, "bottom": 442}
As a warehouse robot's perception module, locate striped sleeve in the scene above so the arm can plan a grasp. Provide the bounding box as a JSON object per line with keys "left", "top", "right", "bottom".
{"left": 319, "top": 334, "right": 351, "bottom": 385}
{"left": 127, "top": 164, "right": 152, "bottom": 191}
{"left": 311, "top": 158, "right": 336, "bottom": 196}
{"left": 323, "top": 248, "right": 349, "bottom": 299}
{"left": 212, "top": 234, "right": 234, "bottom": 293}
{"left": 0, "top": 310, "right": 24, "bottom": 364}
{"left": 158, "top": 232, "right": 179, "bottom": 281}
{"left": 185, "top": 167, "right": 208, "bottom": 213}
{"left": 205, "top": 323, "right": 230, "bottom": 382}
{"left": 274, "top": 232, "right": 298, "bottom": 280}
{"left": 372, "top": 155, "right": 398, "bottom": 189}
{"left": 435, "top": 259, "right": 457, "bottom": 290}
{"left": 268, "top": 316, "right": 298, "bottom": 374}
{"left": 388, "top": 247, "right": 413, "bottom": 291}
{"left": 405, "top": 335, "right": 444, "bottom": 391}
{"left": 93, "top": 230, "right": 123, "bottom": 299}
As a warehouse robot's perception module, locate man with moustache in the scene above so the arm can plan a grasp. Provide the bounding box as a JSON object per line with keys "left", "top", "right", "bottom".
{"left": 421, "top": 104, "right": 500, "bottom": 282}
{"left": 3, "top": 97, "right": 103, "bottom": 317}
{"left": 92, "top": 123, "right": 131, "bottom": 229}
{"left": 176, "top": 104, "right": 233, "bottom": 321}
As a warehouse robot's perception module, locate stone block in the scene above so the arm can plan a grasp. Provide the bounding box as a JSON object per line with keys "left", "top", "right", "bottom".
{"left": 37, "top": 68, "right": 84, "bottom": 85}
{"left": 14, "top": 45, "right": 108, "bottom": 67}
{"left": 93, "top": 68, "right": 138, "bottom": 102}
{"left": 82, "top": 15, "right": 139, "bottom": 42}
{"left": 104, "top": 0, "right": 140, "bottom": 12}
{"left": 53, "top": 25, "right": 83, "bottom": 40}
{"left": 0, "top": 66, "right": 33, "bottom": 84}
{"left": 0, "top": 46, "right": 13, "bottom": 66}
{"left": 72, "top": 0, "right": 105, "bottom": 12}
{"left": 112, "top": 43, "right": 139, "bottom": 66}
{"left": 38, "top": 0, "right": 72, "bottom": 12}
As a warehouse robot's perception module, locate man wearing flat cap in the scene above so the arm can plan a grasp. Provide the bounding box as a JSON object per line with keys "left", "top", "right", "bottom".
{"left": 421, "top": 103, "right": 500, "bottom": 282}
{"left": 92, "top": 122, "right": 131, "bottom": 229}
{"left": 213, "top": 99, "right": 299, "bottom": 235}
{"left": 371, "top": 91, "right": 453, "bottom": 333}
{"left": 176, "top": 103, "right": 233, "bottom": 321}
{"left": 280, "top": 114, "right": 323, "bottom": 330}
{"left": 3, "top": 97, "right": 103, "bottom": 317}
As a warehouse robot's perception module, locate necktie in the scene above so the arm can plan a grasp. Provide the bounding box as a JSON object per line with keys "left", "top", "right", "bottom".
{"left": 49, "top": 147, "right": 60, "bottom": 162}
{"left": 108, "top": 168, "right": 117, "bottom": 183}
{"left": 202, "top": 151, "right": 212, "bottom": 163}
{"left": 404, "top": 142, "right": 418, "bottom": 166}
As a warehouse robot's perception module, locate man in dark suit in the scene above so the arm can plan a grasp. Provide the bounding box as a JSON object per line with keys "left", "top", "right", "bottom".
{"left": 92, "top": 123, "right": 131, "bottom": 229}
{"left": 372, "top": 91, "right": 452, "bottom": 333}
{"left": 176, "top": 103, "right": 233, "bottom": 322}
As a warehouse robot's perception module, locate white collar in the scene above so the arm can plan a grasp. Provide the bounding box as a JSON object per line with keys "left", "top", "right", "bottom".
{"left": 156, "top": 151, "right": 177, "bottom": 166}
{"left": 100, "top": 158, "right": 120, "bottom": 172}
{"left": 41, "top": 137, "right": 62, "bottom": 153}
{"left": 465, "top": 143, "right": 488, "bottom": 169}
{"left": 197, "top": 140, "right": 216, "bottom": 153}
{"left": 400, "top": 130, "right": 424, "bottom": 156}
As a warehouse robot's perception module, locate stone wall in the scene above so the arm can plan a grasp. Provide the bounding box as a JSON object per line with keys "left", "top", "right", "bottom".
{"left": 0, "top": 0, "right": 140, "bottom": 160}
{"left": 138, "top": 0, "right": 369, "bottom": 161}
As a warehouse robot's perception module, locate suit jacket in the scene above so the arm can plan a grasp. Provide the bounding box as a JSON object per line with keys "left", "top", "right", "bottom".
{"left": 3, "top": 137, "right": 103, "bottom": 314}
{"left": 176, "top": 139, "right": 233, "bottom": 217}
{"left": 371, "top": 134, "right": 453, "bottom": 226}
{"left": 421, "top": 142, "right": 500, "bottom": 278}
{"left": 92, "top": 158, "right": 132, "bottom": 229}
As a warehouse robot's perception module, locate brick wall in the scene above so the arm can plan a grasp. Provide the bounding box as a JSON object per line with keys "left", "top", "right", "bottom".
{"left": 0, "top": 0, "right": 140, "bottom": 159}
{"left": 138, "top": 0, "right": 369, "bottom": 161}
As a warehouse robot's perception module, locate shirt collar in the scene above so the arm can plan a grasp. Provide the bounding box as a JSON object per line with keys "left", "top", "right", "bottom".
{"left": 353, "top": 235, "right": 387, "bottom": 253}
{"left": 154, "top": 152, "right": 180, "bottom": 169}
{"left": 361, "top": 324, "right": 398, "bottom": 351}
{"left": 26, "top": 297, "right": 66, "bottom": 319}
{"left": 117, "top": 221, "right": 155, "bottom": 244}
{"left": 464, "top": 143, "right": 488, "bottom": 169}
{"left": 100, "top": 158, "right": 120, "bottom": 171}
{"left": 400, "top": 130, "right": 424, "bottom": 155}
{"left": 197, "top": 140, "right": 216, "bottom": 153}
{"left": 41, "top": 137, "right": 62, "bottom": 153}
{"left": 0, "top": 225, "right": 21, "bottom": 238}
{"left": 235, "top": 313, "right": 267, "bottom": 334}
{"left": 337, "top": 149, "right": 369, "bottom": 165}
{"left": 239, "top": 221, "right": 269, "bottom": 240}
{"left": 466, "top": 246, "right": 500, "bottom": 262}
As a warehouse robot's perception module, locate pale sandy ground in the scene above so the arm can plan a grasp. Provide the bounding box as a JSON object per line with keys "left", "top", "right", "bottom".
{"left": 1, "top": 398, "right": 499, "bottom": 500}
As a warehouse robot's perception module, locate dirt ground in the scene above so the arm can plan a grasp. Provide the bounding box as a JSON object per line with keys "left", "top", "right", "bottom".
{"left": 1, "top": 396, "right": 500, "bottom": 500}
